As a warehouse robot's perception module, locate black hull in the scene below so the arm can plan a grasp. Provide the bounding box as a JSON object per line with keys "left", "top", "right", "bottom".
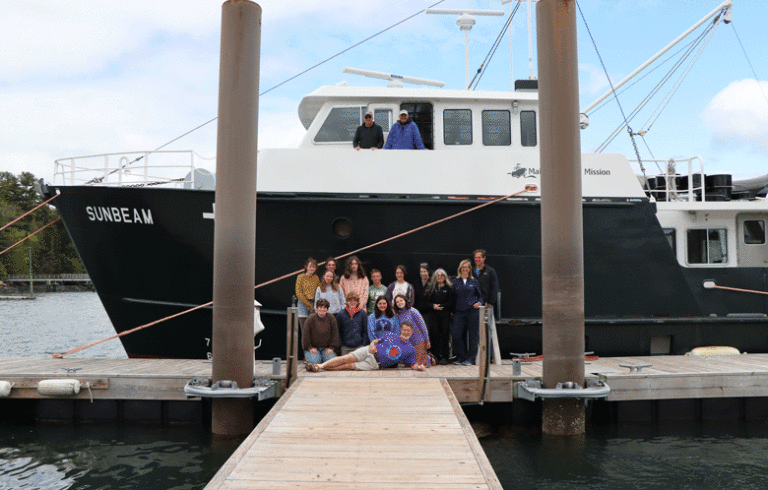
{"left": 47, "top": 185, "right": 768, "bottom": 358}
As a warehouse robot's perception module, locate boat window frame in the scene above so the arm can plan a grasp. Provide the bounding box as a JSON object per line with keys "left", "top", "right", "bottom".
{"left": 742, "top": 219, "right": 766, "bottom": 245}
{"left": 481, "top": 110, "right": 512, "bottom": 146}
{"left": 443, "top": 108, "right": 473, "bottom": 146}
{"left": 313, "top": 106, "right": 364, "bottom": 143}
{"left": 686, "top": 227, "right": 729, "bottom": 266}
{"left": 520, "top": 110, "right": 537, "bottom": 147}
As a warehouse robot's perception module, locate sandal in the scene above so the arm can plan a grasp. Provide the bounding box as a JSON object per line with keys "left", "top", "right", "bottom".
{"left": 305, "top": 362, "right": 320, "bottom": 373}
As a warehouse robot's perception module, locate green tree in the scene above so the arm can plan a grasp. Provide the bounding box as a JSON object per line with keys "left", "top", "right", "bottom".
{"left": 0, "top": 171, "right": 85, "bottom": 279}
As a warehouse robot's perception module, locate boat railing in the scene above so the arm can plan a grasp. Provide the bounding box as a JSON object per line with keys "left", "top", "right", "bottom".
{"left": 53, "top": 150, "right": 214, "bottom": 189}
{"left": 632, "top": 156, "right": 707, "bottom": 202}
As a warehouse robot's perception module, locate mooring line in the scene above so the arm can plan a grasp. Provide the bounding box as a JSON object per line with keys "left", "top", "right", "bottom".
{"left": 0, "top": 218, "right": 62, "bottom": 256}
{"left": 0, "top": 194, "right": 59, "bottom": 233}
{"left": 52, "top": 185, "right": 536, "bottom": 358}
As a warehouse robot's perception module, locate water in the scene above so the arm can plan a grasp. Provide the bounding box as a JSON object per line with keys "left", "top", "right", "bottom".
{"left": 0, "top": 292, "right": 126, "bottom": 359}
{"left": 3, "top": 293, "right": 768, "bottom": 489}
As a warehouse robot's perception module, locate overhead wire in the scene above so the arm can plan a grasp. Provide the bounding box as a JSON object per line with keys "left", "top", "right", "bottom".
{"left": 729, "top": 23, "right": 768, "bottom": 109}
{"left": 86, "top": 0, "right": 448, "bottom": 184}
{"left": 468, "top": 1, "right": 521, "bottom": 91}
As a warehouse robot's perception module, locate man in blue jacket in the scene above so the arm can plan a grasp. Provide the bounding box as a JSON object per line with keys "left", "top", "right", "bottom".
{"left": 384, "top": 110, "right": 426, "bottom": 150}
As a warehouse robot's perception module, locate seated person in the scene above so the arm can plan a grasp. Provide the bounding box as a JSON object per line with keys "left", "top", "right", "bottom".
{"left": 305, "top": 322, "right": 425, "bottom": 372}
{"left": 302, "top": 298, "right": 339, "bottom": 364}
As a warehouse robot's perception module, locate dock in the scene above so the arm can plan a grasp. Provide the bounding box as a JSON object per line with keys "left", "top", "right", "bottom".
{"left": 4, "top": 353, "right": 768, "bottom": 486}
{"left": 3, "top": 354, "right": 768, "bottom": 418}
{"left": 205, "top": 377, "right": 501, "bottom": 489}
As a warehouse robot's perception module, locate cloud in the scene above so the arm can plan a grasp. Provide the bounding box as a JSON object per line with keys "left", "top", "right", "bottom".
{"left": 703, "top": 79, "right": 768, "bottom": 155}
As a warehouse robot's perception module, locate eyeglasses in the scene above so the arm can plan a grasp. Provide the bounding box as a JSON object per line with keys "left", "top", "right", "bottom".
{"left": 364, "top": 115, "right": 372, "bottom": 119}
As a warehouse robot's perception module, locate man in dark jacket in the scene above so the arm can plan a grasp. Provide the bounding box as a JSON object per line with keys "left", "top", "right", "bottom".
{"left": 353, "top": 111, "right": 384, "bottom": 150}
{"left": 473, "top": 249, "right": 499, "bottom": 316}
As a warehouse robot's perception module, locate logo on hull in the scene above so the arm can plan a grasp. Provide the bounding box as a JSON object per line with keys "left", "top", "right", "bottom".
{"left": 508, "top": 164, "right": 538, "bottom": 179}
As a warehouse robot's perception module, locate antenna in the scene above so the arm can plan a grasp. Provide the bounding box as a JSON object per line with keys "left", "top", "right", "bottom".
{"left": 342, "top": 67, "right": 445, "bottom": 87}
{"left": 426, "top": 8, "right": 505, "bottom": 89}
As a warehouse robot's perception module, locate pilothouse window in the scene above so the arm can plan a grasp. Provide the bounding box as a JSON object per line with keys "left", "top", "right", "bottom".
{"left": 687, "top": 228, "right": 728, "bottom": 264}
{"left": 520, "top": 110, "right": 537, "bottom": 147}
{"left": 482, "top": 110, "right": 511, "bottom": 146}
{"left": 315, "top": 107, "right": 363, "bottom": 142}
{"left": 743, "top": 220, "right": 766, "bottom": 245}
{"left": 443, "top": 109, "right": 472, "bottom": 145}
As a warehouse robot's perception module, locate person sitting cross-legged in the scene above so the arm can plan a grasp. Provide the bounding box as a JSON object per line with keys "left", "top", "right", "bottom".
{"left": 305, "top": 322, "right": 426, "bottom": 372}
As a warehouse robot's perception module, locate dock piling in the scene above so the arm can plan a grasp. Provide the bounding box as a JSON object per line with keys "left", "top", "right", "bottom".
{"left": 537, "top": 0, "right": 586, "bottom": 435}
{"left": 211, "top": 0, "right": 262, "bottom": 436}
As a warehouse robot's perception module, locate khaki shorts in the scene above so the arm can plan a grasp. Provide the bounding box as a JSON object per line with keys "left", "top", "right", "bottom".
{"left": 351, "top": 346, "right": 379, "bottom": 371}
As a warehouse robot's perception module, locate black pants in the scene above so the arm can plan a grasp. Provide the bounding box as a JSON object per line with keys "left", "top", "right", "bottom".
{"left": 427, "top": 311, "right": 451, "bottom": 361}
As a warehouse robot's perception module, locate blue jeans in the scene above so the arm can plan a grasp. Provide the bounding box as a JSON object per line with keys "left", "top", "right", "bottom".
{"left": 304, "top": 349, "right": 336, "bottom": 364}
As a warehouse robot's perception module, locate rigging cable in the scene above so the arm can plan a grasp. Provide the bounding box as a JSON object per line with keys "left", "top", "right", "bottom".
{"left": 729, "top": 23, "right": 768, "bottom": 109}
{"left": 85, "top": 0, "right": 449, "bottom": 184}
{"left": 575, "top": 0, "right": 647, "bottom": 178}
{"left": 468, "top": 2, "right": 521, "bottom": 91}
{"left": 594, "top": 23, "right": 716, "bottom": 152}
{"left": 51, "top": 184, "right": 537, "bottom": 358}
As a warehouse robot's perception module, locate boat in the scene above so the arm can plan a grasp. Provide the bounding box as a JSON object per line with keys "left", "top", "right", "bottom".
{"left": 42, "top": 0, "right": 768, "bottom": 359}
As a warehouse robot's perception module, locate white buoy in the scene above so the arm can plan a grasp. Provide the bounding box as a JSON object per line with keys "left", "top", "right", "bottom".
{"left": 0, "top": 381, "right": 12, "bottom": 397}
{"left": 37, "top": 379, "right": 81, "bottom": 396}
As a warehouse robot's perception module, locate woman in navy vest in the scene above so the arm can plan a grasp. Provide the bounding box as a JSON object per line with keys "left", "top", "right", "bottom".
{"left": 452, "top": 259, "right": 483, "bottom": 365}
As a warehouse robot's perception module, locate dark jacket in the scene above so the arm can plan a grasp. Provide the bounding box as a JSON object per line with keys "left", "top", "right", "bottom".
{"left": 426, "top": 283, "right": 454, "bottom": 316}
{"left": 353, "top": 123, "right": 384, "bottom": 149}
{"left": 475, "top": 265, "right": 499, "bottom": 306}
{"left": 413, "top": 279, "right": 431, "bottom": 316}
{"left": 335, "top": 308, "right": 369, "bottom": 347}
{"left": 453, "top": 277, "right": 483, "bottom": 313}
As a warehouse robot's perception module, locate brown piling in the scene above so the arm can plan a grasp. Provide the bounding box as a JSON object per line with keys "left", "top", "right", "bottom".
{"left": 211, "top": 0, "right": 261, "bottom": 436}
{"left": 536, "top": 0, "right": 585, "bottom": 435}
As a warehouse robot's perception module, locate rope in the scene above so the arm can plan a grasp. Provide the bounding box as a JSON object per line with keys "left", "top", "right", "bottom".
{"left": 708, "top": 284, "right": 768, "bottom": 296}
{"left": 0, "top": 218, "right": 61, "bottom": 256}
{"left": 0, "top": 194, "right": 59, "bottom": 233}
{"left": 52, "top": 185, "right": 536, "bottom": 358}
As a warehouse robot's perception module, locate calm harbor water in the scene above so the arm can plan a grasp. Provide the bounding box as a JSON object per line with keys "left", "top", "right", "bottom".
{"left": 2, "top": 292, "right": 768, "bottom": 489}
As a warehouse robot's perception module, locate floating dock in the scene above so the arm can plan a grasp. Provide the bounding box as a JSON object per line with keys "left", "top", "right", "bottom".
{"left": 3, "top": 354, "right": 768, "bottom": 421}
{"left": 206, "top": 377, "right": 502, "bottom": 489}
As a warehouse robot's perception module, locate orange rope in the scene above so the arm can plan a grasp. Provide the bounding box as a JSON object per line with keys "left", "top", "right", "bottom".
{"left": 0, "top": 218, "right": 61, "bottom": 256}
{"left": 0, "top": 194, "right": 59, "bottom": 232}
{"left": 709, "top": 284, "right": 768, "bottom": 296}
{"left": 52, "top": 185, "right": 536, "bottom": 358}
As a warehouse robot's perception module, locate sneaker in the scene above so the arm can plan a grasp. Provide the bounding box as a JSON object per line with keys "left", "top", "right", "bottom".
{"left": 462, "top": 360, "right": 473, "bottom": 366}
{"left": 453, "top": 360, "right": 464, "bottom": 365}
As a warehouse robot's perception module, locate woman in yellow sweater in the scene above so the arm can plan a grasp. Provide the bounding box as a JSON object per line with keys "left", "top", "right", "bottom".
{"left": 295, "top": 257, "right": 320, "bottom": 329}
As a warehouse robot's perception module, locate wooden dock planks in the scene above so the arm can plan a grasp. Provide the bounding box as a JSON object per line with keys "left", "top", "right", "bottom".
{"left": 205, "top": 377, "right": 501, "bottom": 490}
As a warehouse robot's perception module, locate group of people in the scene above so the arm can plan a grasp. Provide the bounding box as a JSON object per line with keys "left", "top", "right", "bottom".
{"left": 353, "top": 110, "right": 426, "bottom": 150}
{"left": 294, "top": 251, "right": 499, "bottom": 372}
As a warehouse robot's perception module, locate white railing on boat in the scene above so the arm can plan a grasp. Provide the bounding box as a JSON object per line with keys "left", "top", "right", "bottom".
{"left": 53, "top": 150, "right": 215, "bottom": 189}
{"left": 632, "top": 156, "right": 707, "bottom": 202}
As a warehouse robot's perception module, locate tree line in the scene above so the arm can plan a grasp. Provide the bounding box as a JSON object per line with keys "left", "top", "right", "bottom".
{"left": 0, "top": 171, "right": 85, "bottom": 279}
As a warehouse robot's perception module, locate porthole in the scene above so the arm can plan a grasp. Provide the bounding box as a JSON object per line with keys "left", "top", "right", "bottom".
{"left": 332, "top": 217, "right": 352, "bottom": 239}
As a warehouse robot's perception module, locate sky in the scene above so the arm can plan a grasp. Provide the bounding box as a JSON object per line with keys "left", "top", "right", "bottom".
{"left": 1, "top": 0, "right": 766, "bottom": 184}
